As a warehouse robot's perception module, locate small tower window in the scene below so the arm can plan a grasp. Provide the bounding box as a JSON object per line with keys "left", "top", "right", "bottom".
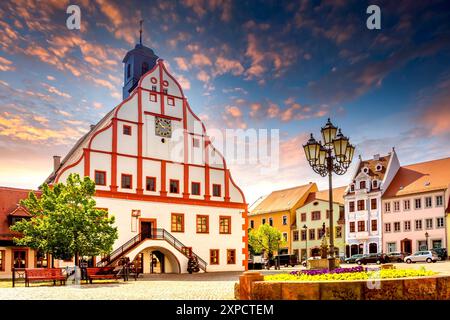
{"left": 141, "top": 62, "right": 149, "bottom": 75}
{"left": 127, "top": 64, "right": 131, "bottom": 79}
{"left": 167, "top": 97, "right": 175, "bottom": 106}
{"left": 163, "top": 89, "right": 168, "bottom": 94}
{"left": 123, "top": 125, "right": 132, "bottom": 136}
{"left": 149, "top": 93, "right": 157, "bottom": 102}
{"left": 151, "top": 85, "right": 157, "bottom": 91}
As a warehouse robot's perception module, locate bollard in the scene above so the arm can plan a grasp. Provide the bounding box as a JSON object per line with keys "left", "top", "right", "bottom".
{"left": 239, "top": 271, "right": 264, "bottom": 300}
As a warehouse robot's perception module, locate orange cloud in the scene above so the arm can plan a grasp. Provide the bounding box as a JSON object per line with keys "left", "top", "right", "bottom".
{"left": 0, "top": 56, "right": 15, "bottom": 71}
{"left": 214, "top": 57, "right": 244, "bottom": 76}
{"left": 174, "top": 57, "right": 189, "bottom": 71}
{"left": 191, "top": 53, "right": 212, "bottom": 67}
{"left": 196, "top": 70, "right": 210, "bottom": 83}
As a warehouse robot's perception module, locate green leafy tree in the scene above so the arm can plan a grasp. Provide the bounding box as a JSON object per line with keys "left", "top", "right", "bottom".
{"left": 11, "top": 173, "right": 118, "bottom": 266}
{"left": 248, "top": 224, "right": 285, "bottom": 259}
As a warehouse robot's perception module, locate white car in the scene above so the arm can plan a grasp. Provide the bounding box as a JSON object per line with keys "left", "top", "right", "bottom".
{"left": 404, "top": 250, "right": 439, "bottom": 263}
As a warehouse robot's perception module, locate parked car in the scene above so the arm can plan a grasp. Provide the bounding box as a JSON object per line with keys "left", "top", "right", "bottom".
{"left": 345, "top": 254, "right": 364, "bottom": 264}
{"left": 433, "top": 248, "right": 447, "bottom": 261}
{"left": 404, "top": 250, "right": 439, "bottom": 263}
{"left": 386, "top": 252, "right": 408, "bottom": 263}
{"left": 301, "top": 256, "right": 321, "bottom": 267}
{"left": 270, "top": 254, "right": 299, "bottom": 267}
{"left": 355, "top": 253, "right": 390, "bottom": 265}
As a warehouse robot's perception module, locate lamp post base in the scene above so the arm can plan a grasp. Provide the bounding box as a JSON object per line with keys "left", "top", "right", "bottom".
{"left": 328, "top": 257, "right": 336, "bottom": 271}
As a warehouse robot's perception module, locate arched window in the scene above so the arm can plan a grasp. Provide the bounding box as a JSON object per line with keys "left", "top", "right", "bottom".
{"left": 360, "top": 180, "right": 366, "bottom": 189}
{"left": 369, "top": 243, "right": 378, "bottom": 254}
{"left": 142, "top": 62, "right": 149, "bottom": 75}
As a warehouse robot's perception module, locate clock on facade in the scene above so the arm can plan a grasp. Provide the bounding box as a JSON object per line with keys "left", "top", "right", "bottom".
{"left": 155, "top": 117, "right": 172, "bottom": 138}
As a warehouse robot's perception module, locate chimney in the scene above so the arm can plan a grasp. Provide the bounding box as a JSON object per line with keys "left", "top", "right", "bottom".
{"left": 53, "top": 155, "right": 61, "bottom": 172}
{"left": 373, "top": 154, "right": 380, "bottom": 160}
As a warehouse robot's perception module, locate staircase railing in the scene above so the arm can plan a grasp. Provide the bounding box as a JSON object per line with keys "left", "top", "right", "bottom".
{"left": 97, "top": 228, "right": 208, "bottom": 271}
{"left": 97, "top": 233, "right": 143, "bottom": 267}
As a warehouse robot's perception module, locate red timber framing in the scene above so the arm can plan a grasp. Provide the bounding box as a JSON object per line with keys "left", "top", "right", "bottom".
{"left": 53, "top": 59, "right": 249, "bottom": 270}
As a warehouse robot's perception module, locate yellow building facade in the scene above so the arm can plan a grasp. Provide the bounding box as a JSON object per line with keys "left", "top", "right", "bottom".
{"left": 248, "top": 183, "right": 318, "bottom": 254}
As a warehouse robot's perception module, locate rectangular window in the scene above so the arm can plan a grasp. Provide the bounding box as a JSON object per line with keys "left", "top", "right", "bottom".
{"left": 349, "top": 201, "right": 355, "bottom": 212}
{"left": 192, "top": 138, "right": 200, "bottom": 148}
{"left": 393, "top": 201, "right": 400, "bottom": 212}
{"left": 385, "top": 223, "right": 391, "bottom": 232}
{"left": 357, "top": 221, "right": 365, "bottom": 232}
{"left": 196, "top": 215, "right": 209, "bottom": 233}
{"left": 371, "top": 219, "right": 378, "bottom": 232}
{"left": 146, "top": 177, "right": 156, "bottom": 192}
{"left": 336, "top": 226, "right": 342, "bottom": 238}
{"left": 318, "top": 228, "right": 325, "bottom": 239}
{"left": 309, "top": 229, "right": 315, "bottom": 240}
{"left": 282, "top": 215, "right": 288, "bottom": 225}
{"left": 311, "top": 211, "right": 321, "bottom": 220}
{"left": 301, "top": 213, "right": 306, "bottom": 222}
{"left": 293, "top": 230, "right": 299, "bottom": 241}
{"left": 282, "top": 232, "right": 288, "bottom": 242}
{"left": 387, "top": 242, "right": 397, "bottom": 253}
{"left": 371, "top": 198, "right": 377, "bottom": 210}
{"left": 262, "top": 218, "right": 266, "bottom": 224}
{"left": 385, "top": 202, "right": 391, "bottom": 213}
{"left": 151, "top": 85, "right": 157, "bottom": 91}
{"left": 163, "top": 89, "right": 168, "bottom": 94}
{"left": 404, "top": 200, "right": 410, "bottom": 211}
{"left": 394, "top": 222, "right": 401, "bottom": 232}
{"left": 150, "top": 93, "right": 157, "bottom": 102}
{"left": 169, "top": 179, "right": 179, "bottom": 193}
{"left": 349, "top": 222, "right": 355, "bottom": 233}
{"left": 415, "top": 198, "right": 421, "bottom": 209}
{"left": 181, "top": 247, "right": 192, "bottom": 257}
{"left": 432, "top": 240, "right": 442, "bottom": 249}
{"left": 404, "top": 221, "right": 411, "bottom": 231}
{"left": 360, "top": 181, "right": 366, "bottom": 189}
{"left": 269, "top": 218, "right": 273, "bottom": 226}
{"left": 301, "top": 230, "right": 307, "bottom": 241}
{"left": 94, "top": 170, "right": 106, "bottom": 186}
{"left": 436, "top": 195, "right": 443, "bottom": 207}
{"left": 0, "top": 250, "right": 5, "bottom": 271}
{"left": 212, "top": 184, "right": 221, "bottom": 197}
{"left": 36, "top": 250, "right": 48, "bottom": 268}
{"left": 425, "top": 197, "right": 432, "bottom": 208}
{"left": 250, "top": 220, "right": 254, "bottom": 229}
{"left": 357, "top": 200, "right": 365, "bottom": 211}
{"left": 191, "top": 182, "right": 201, "bottom": 195}
{"left": 437, "top": 217, "right": 444, "bottom": 228}
{"left": 227, "top": 249, "right": 236, "bottom": 264}
{"left": 12, "top": 250, "right": 27, "bottom": 269}
{"left": 415, "top": 219, "right": 422, "bottom": 230}
{"left": 123, "top": 125, "right": 132, "bottom": 135}
{"left": 171, "top": 213, "right": 184, "bottom": 233}
{"left": 167, "top": 97, "right": 175, "bottom": 106}
{"left": 210, "top": 249, "right": 219, "bottom": 265}
{"left": 219, "top": 216, "right": 231, "bottom": 234}
{"left": 121, "top": 174, "right": 132, "bottom": 189}
{"left": 426, "top": 218, "right": 433, "bottom": 229}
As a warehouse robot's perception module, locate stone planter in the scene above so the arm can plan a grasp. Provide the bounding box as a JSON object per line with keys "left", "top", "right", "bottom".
{"left": 236, "top": 272, "right": 450, "bottom": 300}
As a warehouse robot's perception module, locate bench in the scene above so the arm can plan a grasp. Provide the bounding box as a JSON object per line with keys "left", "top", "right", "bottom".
{"left": 85, "top": 267, "right": 118, "bottom": 284}
{"left": 24, "top": 268, "right": 66, "bottom": 287}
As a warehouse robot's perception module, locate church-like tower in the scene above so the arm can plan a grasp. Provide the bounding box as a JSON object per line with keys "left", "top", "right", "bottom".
{"left": 122, "top": 22, "right": 159, "bottom": 100}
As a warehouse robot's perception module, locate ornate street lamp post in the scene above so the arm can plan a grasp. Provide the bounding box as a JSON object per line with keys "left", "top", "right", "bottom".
{"left": 303, "top": 118, "right": 355, "bottom": 270}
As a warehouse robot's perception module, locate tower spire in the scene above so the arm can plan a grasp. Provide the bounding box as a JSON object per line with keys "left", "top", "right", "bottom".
{"left": 139, "top": 19, "right": 143, "bottom": 45}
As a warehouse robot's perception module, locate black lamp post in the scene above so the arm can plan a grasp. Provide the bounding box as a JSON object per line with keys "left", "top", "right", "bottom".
{"left": 425, "top": 232, "right": 429, "bottom": 250}
{"left": 303, "top": 118, "right": 355, "bottom": 270}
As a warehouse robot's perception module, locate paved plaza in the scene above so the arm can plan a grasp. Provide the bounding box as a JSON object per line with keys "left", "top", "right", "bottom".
{"left": 0, "top": 262, "right": 449, "bottom": 300}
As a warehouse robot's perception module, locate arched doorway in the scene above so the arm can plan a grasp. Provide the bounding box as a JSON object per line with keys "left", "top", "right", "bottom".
{"left": 350, "top": 244, "right": 358, "bottom": 256}
{"left": 369, "top": 242, "right": 378, "bottom": 253}
{"left": 130, "top": 247, "right": 181, "bottom": 274}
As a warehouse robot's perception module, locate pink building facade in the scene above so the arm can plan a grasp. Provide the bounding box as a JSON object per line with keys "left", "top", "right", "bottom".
{"left": 381, "top": 158, "right": 450, "bottom": 255}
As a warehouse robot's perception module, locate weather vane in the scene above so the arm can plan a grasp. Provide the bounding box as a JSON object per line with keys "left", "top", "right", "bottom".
{"left": 139, "top": 19, "right": 143, "bottom": 45}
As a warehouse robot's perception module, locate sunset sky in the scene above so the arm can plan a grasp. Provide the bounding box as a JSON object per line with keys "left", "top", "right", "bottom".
{"left": 0, "top": 0, "right": 449, "bottom": 204}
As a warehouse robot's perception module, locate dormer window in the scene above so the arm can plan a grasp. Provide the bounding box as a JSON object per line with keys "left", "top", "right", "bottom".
{"left": 362, "top": 167, "right": 369, "bottom": 174}
{"left": 372, "top": 180, "right": 378, "bottom": 189}
{"left": 375, "top": 163, "right": 383, "bottom": 172}
{"left": 350, "top": 184, "right": 355, "bottom": 192}
{"left": 359, "top": 180, "right": 366, "bottom": 189}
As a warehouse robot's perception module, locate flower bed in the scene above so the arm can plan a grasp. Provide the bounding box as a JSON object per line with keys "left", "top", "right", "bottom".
{"left": 265, "top": 268, "right": 436, "bottom": 282}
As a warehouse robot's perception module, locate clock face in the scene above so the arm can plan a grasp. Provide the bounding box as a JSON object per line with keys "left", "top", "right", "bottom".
{"left": 155, "top": 117, "right": 172, "bottom": 138}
